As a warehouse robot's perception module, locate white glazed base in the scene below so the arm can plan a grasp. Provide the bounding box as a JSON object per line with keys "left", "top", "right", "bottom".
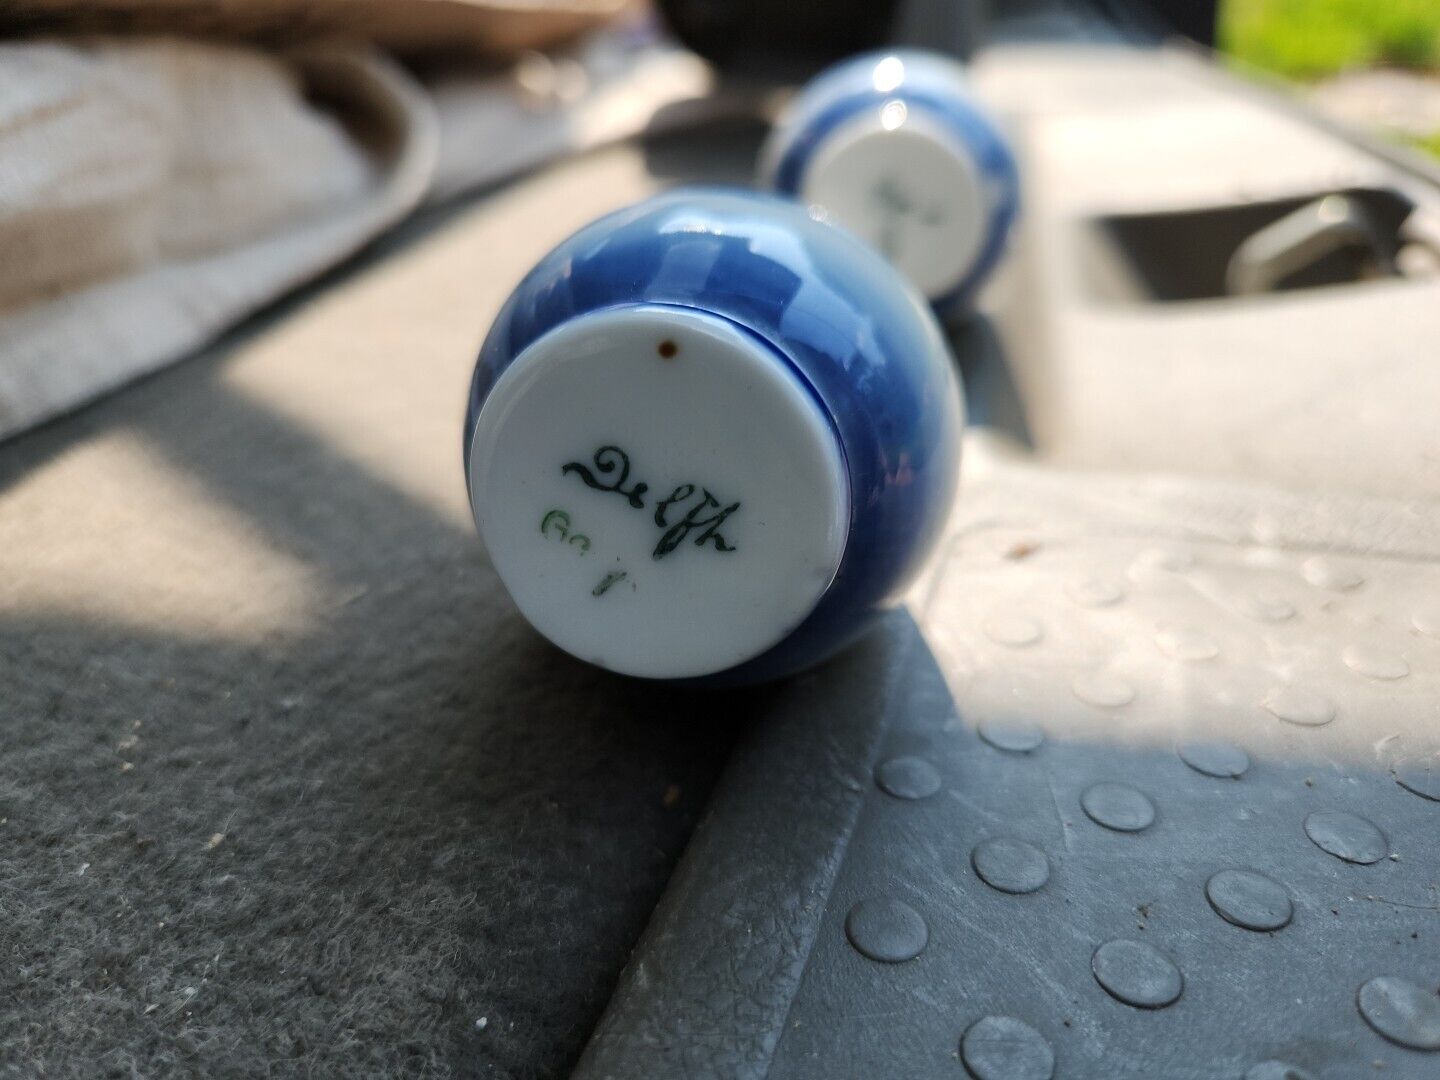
{"left": 801, "top": 105, "right": 985, "bottom": 300}
{"left": 468, "top": 305, "right": 850, "bottom": 680}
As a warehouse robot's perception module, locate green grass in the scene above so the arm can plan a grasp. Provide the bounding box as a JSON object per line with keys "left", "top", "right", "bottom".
{"left": 1406, "top": 129, "right": 1440, "bottom": 157}
{"left": 1220, "top": 0, "right": 1440, "bottom": 81}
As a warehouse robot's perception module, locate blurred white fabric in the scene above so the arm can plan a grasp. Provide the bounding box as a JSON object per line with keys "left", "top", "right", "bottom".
{"left": 0, "top": 27, "right": 720, "bottom": 440}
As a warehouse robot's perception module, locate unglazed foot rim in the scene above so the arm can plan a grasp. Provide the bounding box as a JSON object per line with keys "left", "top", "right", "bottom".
{"left": 468, "top": 304, "right": 850, "bottom": 680}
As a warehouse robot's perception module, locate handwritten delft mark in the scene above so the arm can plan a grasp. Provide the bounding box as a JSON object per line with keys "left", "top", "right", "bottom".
{"left": 870, "top": 175, "right": 945, "bottom": 260}
{"left": 557, "top": 445, "right": 742, "bottom": 598}
{"left": 539, "top": 509, "right": 590, "bottom": 552}
{"left": 538, "top": 511, "right": 626, "bottom": 593}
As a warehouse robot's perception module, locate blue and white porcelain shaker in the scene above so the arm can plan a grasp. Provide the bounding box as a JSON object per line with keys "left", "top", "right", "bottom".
{"left": 464, "top": 188, "right": 964, "bottom": 684}
{"left": 760, "top": 49, "right": 1019, "bottom": 313}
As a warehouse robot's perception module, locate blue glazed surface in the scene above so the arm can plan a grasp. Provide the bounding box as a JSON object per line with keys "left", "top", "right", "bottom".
{"left": 465, "top": 188, "right": 963, "bottom": 684}
{"left": 763, "top": 49, "right": 1019, "bottom": 312}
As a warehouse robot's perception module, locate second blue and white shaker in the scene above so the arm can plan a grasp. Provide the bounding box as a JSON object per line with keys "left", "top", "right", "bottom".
{"left": 759, "top": 49, "right": 1019, "bottom": 313}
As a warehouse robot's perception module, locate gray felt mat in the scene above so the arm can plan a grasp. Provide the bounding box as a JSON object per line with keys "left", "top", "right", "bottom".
{"left": 0, "top": 125, "right": 768, "bottom": 1079}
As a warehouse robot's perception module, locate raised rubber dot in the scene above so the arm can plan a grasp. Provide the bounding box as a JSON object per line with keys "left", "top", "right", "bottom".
{"left": 1245, "top": 1063, "right": 1318, "bottom": 1080}
{"left": 1304, "top": 809, "right": 1388, "bottom": 864}
{"left": 983, "top": 613, "right": 1043, "bottom": 648}
{"left": 1081, "top": 783, "right": 1155, "bottom": 833}
{"left": 1205, "top": 869, "right": 1293, "bottom": 931}
{"left": 1394, "top": 759, "right": 1440, "bottom": 802}
{"left": 1130, "top": 547, "right": 1196, "bottom": 576}
{"left": 1415, "top": 603, "right": 1440, "bottom": 638}
{"left": 1301, "top": 555, "right": 1363, "bottom": 591}
{"left": 1066, "top": 576, "right": 1124, "bottom": 608}
{"left": 1341, "top": 643, "right": 1409, "bottom": 680}
{"left": 874, "top": 756, "right": 942, "bottom": 800}
{"left": 844, "top": 898, "right": 928, "bottom": 963}
{"left": 960, "top": 1015, "right": 1055, "bottom": 1080}
{"left": 1072, "top": 672, "right": 1135, "bottom": 708}
{"left": 1177, "top": 740, "right": 1250, "bottom": 779}
{"left": 1241, "top": 594, "right": 1296, "bottom": 623}
{"left": 978, "top": 719, "right": 1044, "bottom": 754}
{"left": 1156, "top": 627, "right": 1219, "bottom": 661}
{"left": 1091, "top": 939, "right": 1183, "bottom": 1009}
{"left": 1264, "top": 686, "right": 1335, "bottom": 727}
{"left": 1357, "top": 975, "right": 1440, "bottom": 1050}
{"left": 971, "top": 838, "right": 1050, "bottom": 895}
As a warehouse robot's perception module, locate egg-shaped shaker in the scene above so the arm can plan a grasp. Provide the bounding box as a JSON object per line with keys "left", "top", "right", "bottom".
{"left": 759, "top": 49, "right": 1018, "bottom": 312}
{"left": 465, "top": 188, "right": 964, "bottom": 684}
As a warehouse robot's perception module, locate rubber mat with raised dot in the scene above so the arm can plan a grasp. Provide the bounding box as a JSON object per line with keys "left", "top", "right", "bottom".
{"left": 574, "top": 472, "right": 1440, "bottom": 1079}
